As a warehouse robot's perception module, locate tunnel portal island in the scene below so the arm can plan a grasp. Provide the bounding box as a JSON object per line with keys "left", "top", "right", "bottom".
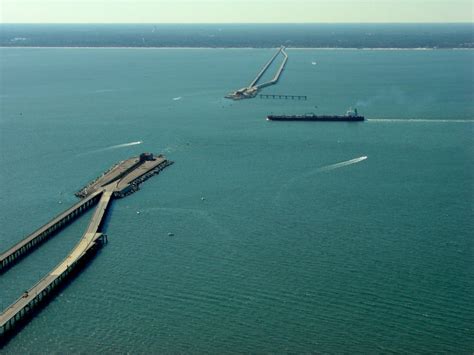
{"left": 76, "top": 152, "right": 172, "bottom": 198}
{"left": 0, "top": 153, "right": 173, "bottom": 341}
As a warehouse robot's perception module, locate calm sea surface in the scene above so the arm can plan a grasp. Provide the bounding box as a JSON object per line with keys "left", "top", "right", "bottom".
{"left": 0, "top": 48, "right": 473, "bottom": 353}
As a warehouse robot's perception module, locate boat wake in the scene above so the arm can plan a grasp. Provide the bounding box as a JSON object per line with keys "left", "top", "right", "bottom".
{"left": 273, "top": 155, "right": 368, "bottom": 205}
{"left": 163, "top": 142, "right": 190, "bottom": 154}
{"left": 367, "top": 118, "right": 473, "bottom": 123}
{"left": 172, "top": 96, "right": 182, "bottom": 101}
{"left": 77, "top": 141, "right": 143, "bottom": 156}
{"left": 318, "top": 156, "right": 368, "bottom": 172}
{"left": 104, "top": 141, "right": 143, "bottom": 150}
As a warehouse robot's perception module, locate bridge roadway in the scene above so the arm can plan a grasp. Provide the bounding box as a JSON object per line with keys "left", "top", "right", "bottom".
{"left": 255, "top": 47, "right": 288, "bottom": 89}
{"left": 0, "top": 189, "right": 104, "bottom": 274}
{"left": 225, "top": 46, "right": 288, "bottom": 100}
{"left": 259, "top": 94, "right": 307, "bottom": 100}
{"left": 248, "top": 46, "right": 284, "bottom": 88}
{"left": 0, "top": 153, "right": 172, "bottom": 340}
{"left": 1, "top": 155, "right": 170, "bottom": 275}
{"left": 0, "top": 186, "right": 114, "bottom": 336}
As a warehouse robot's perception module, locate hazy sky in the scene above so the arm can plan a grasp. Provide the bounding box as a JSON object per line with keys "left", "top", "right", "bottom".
{"left": 1, "top": 0, "right": 472, "bottom": 23}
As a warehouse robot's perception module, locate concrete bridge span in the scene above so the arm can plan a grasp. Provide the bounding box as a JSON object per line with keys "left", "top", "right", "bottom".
{"left": 0, "top": 153, "right": 173, "bottom": 343}
{"left": 0, "top": 190, "right": 104, "bottom": 274}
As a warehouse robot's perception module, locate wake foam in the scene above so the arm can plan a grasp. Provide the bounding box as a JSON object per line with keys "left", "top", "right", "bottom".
{"left": 78, "top": 141, "right": 143, "bottom": 156}
{"left": 318, "top": 156, "right": 368, "bottom": 172}
{"left": 273, "top": 155, "right": 368, "bottom": 205}
{"left": 105, "top": 141, "right": 143, "bottom": 150}
{"left": 367, "top": 118, "right": 473, "bottom": 123}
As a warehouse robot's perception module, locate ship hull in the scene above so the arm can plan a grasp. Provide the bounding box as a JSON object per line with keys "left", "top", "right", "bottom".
{"left": 267, "top": 115, "right": 365, "bottom": 122}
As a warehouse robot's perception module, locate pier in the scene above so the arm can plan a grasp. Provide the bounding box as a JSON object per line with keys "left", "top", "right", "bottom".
{"left": 225, "top": 46, "right": 288, "bottom": 100}
{"left": 0, "top": 153, "right": 173, "bottom": 343}
{"left": 259, "top": 94, "right": 307, "bottom": 100}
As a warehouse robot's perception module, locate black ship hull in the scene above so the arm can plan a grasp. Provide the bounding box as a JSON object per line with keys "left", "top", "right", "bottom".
{"left": 267, "top": 114, "right": 365, "bottom": 122}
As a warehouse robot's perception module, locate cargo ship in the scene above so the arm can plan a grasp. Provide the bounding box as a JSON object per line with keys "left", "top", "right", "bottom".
{"left": 267, "top": 108, "right": 364, "bottom": 122}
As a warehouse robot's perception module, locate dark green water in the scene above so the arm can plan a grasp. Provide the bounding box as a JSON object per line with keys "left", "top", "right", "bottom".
{"left": 0, "top": 48, "right": 473, "bottom": 353}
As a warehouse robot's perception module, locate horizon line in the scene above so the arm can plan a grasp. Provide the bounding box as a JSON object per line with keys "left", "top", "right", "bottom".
{"left": 1, "top": 22, "right": 473, "bottom": 25}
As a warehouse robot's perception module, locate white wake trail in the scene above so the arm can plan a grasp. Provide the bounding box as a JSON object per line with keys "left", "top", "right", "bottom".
{"left": 318, "top": 156, "right": 368, "bottom": 172}
{"left": 105, "top": 141, "right": 143, "bottom": 150}
{"left": 367, "top": 118, "right": 473, "bottom": 123}
{"left": 77, "top": 140, "right": 143, "bottom": 157}
{"left": 273, "top": 155, "right": 368, "bottom": 205}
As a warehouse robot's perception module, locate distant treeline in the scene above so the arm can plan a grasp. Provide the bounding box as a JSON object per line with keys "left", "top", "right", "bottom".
{"left": 1, "top": 24, "right": 473, "bottom": 48}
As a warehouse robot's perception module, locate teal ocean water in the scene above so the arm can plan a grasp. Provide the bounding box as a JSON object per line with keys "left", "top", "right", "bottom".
{"left": 0, "top": 48, "right": 473, "bottom": 352}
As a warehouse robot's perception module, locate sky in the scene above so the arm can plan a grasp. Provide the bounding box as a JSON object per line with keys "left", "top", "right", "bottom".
{"left": 1, "top": 0, "right": 472, "bottom": 23}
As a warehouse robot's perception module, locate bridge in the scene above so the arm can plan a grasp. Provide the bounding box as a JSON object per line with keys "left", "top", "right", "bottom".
{"left": 248, "top": 46, "right": 283, "bottom": 88}
{"left": 0, "top": 190, "right": 103, "bottom": 274}
{"left": 254, "top": 47, "right": 288, "bottom": 90}
{"left": 225, "top": 46, "right": 289, "bottom": 100}
{"left": 259, "top": 94, "right": 307, "bottom": 100}
{"left": 0, "top": 187, "right": 112, "bottom": 339}
{"left": 0, "top": 153, "right": 172, "bottom": 342}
